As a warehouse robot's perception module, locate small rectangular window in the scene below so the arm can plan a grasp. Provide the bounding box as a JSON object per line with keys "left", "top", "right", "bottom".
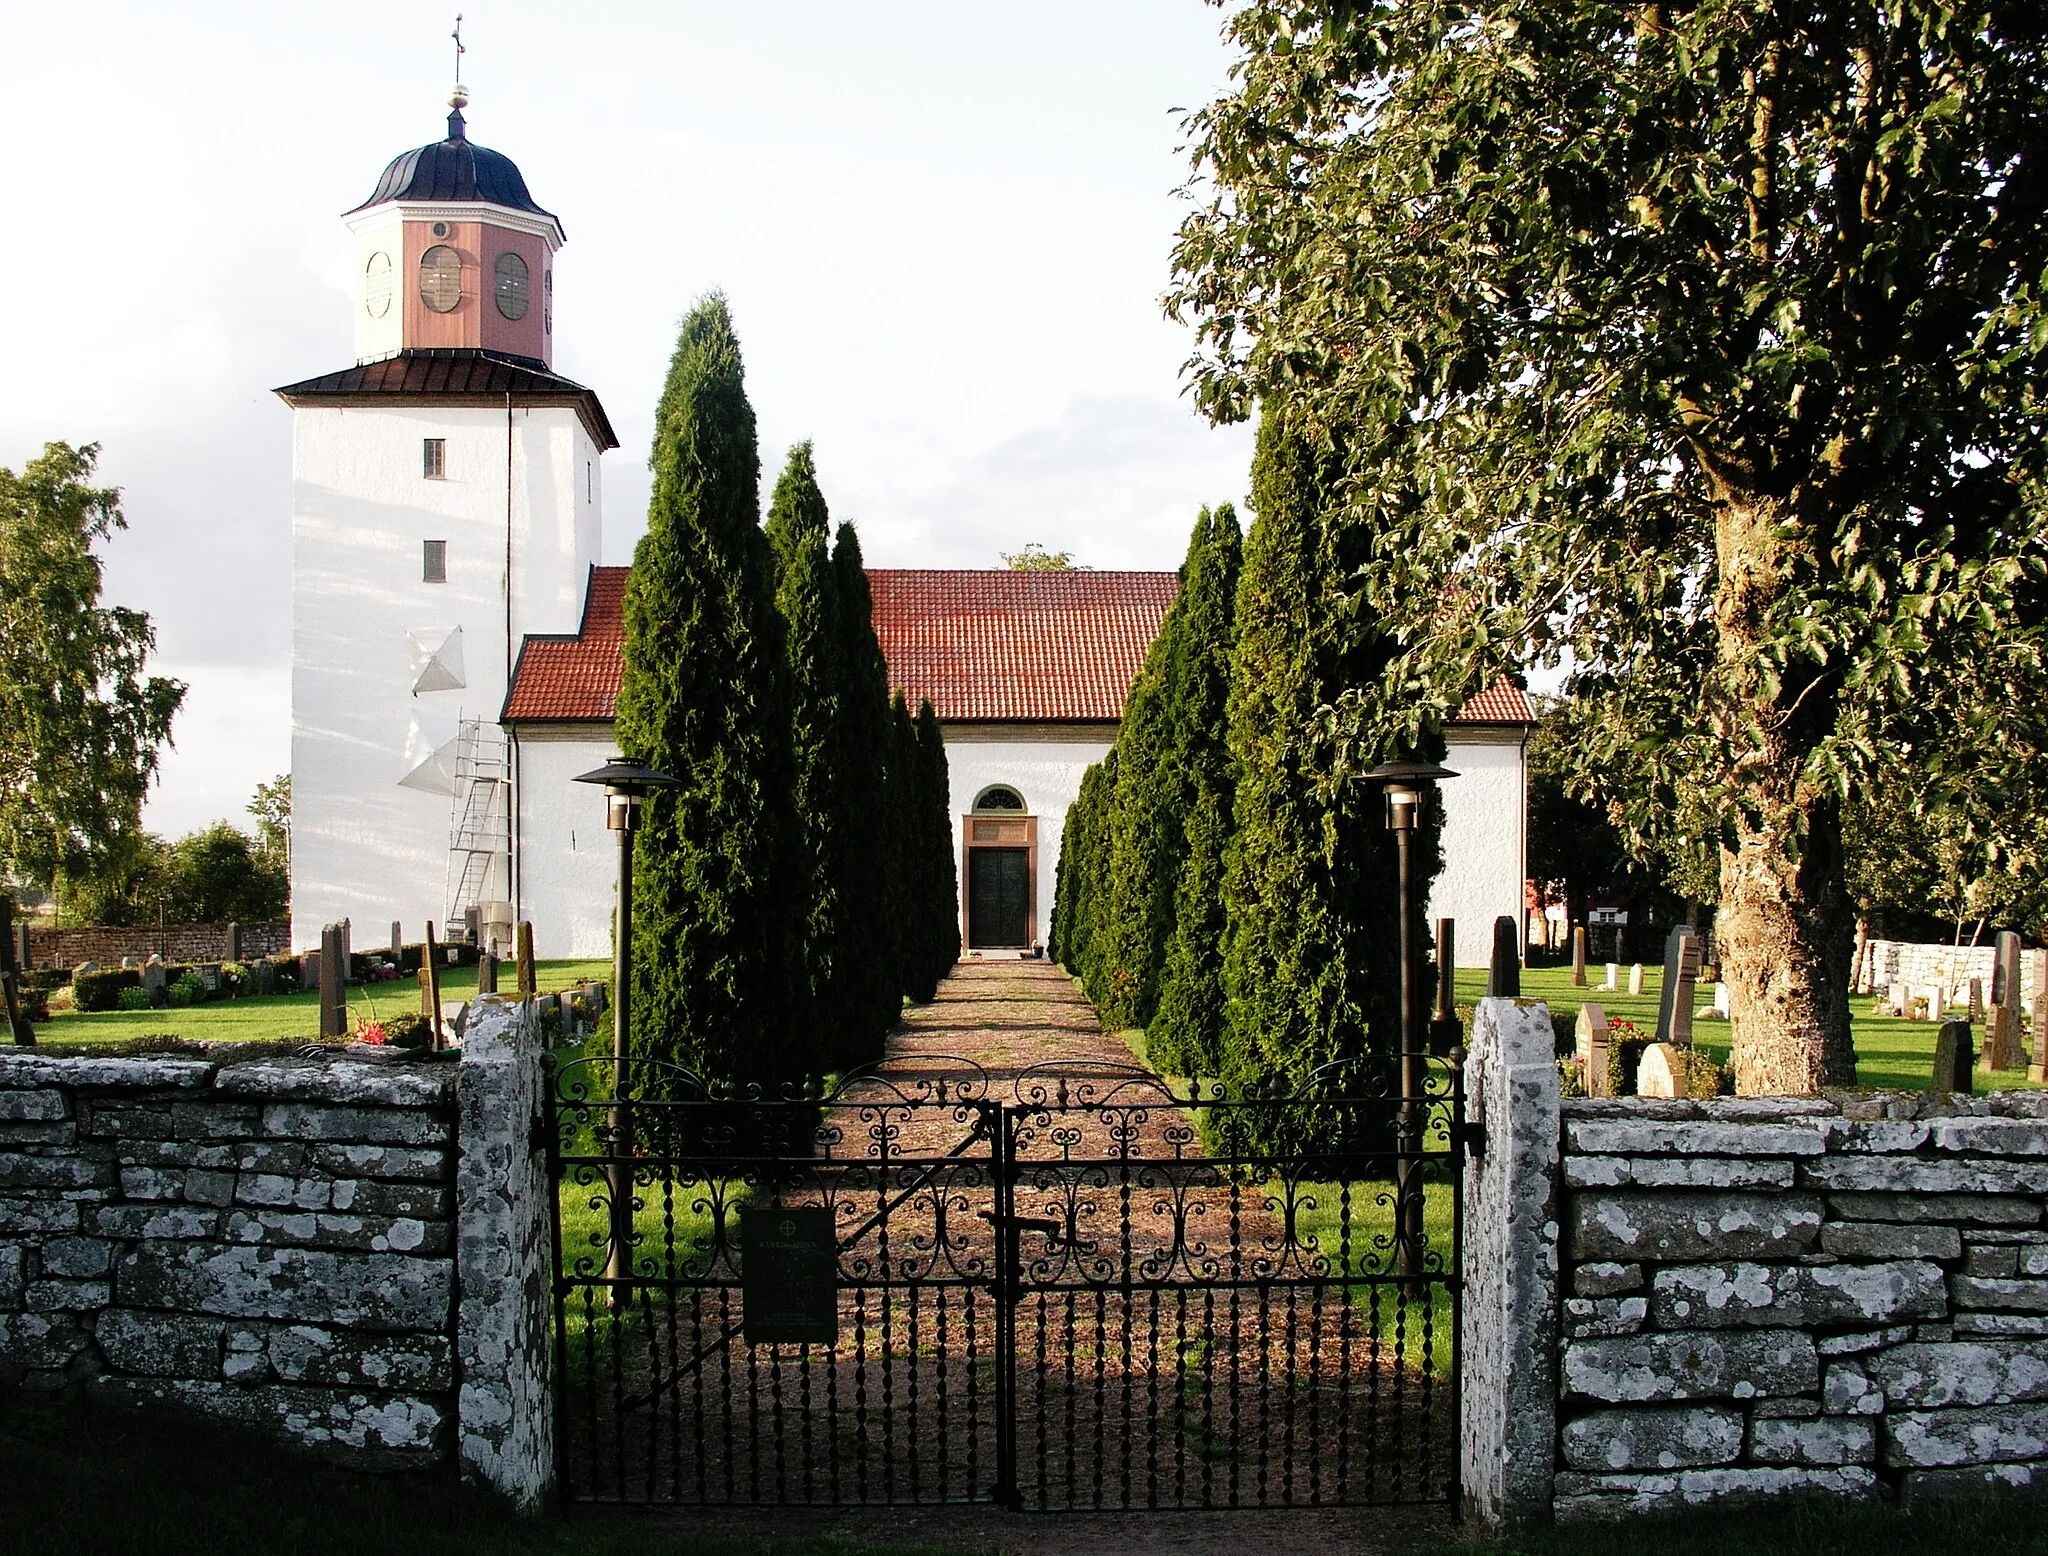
{"left": 423, "top": 539, "right": 447, "bottom": 583}
{"left": 423, "top": 438, "right": 446, "bottom": 479}
{"left": 585, "top": 461, "right": 593, "bottom": 503}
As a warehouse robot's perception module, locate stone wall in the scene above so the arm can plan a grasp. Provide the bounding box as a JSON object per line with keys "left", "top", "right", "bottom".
{"left": 0, "top": 997, "right": 553, "bottom": 1505}
{"left": 27, "top": 922, "right": 291, "bottom": 971}
{"left": 1554, "top": 1089, "right": 2048, "bottom": 1520}
{"left": 1863, "top": 940, "right": 2045, "bottom": 1008}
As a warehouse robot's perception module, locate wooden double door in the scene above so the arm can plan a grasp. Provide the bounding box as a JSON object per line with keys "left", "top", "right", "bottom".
{"left": 968, "top": 846, "right": 1031, "bottom": 948}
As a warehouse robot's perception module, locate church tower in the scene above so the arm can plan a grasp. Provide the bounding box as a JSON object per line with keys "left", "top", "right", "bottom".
{"left": 277, "top": 85, "right": 616, "bottom": 955}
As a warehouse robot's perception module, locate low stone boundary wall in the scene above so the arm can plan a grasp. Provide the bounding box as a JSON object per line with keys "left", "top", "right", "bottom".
{"left": 0, "top": 996, "right": 549, "bottom": 1506}
{"left": 1864, "top": 940, "right": 2044, "bottom": 1008}
{"left": 1462, "top": 996, "right": 2048, "bottom": 1528}
{"left": 27, "top": 922, "right": 290, "bottom": 971}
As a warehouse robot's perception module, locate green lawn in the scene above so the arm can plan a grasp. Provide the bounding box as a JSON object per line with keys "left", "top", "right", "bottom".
{"left": 28, "top": 958, "right": 612, "bottom": 1048}
{"left": 1456, "top": 963, "right": 2041, "bottom": 1093}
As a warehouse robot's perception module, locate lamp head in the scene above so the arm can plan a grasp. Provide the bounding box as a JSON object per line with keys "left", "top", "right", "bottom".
{"left": 572, "top": 757, "right": 681, "bottom": 832}
{"left": 1363, "top": 758, "right": 1459, "bottom": 832}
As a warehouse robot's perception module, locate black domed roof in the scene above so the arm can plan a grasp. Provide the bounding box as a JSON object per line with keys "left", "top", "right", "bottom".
{"left": 348, "top": 106, "right": 560, "bottom": 230}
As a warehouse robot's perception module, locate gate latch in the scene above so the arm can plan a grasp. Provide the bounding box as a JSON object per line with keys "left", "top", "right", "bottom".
{"left": 979, "top": 1209, "right": 1066, "bottom": 1246}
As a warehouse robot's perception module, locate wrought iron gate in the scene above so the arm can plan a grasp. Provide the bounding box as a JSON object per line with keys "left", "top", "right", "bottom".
{"left": 543, "top": 1053, "right": 1464, "bottom": 1509}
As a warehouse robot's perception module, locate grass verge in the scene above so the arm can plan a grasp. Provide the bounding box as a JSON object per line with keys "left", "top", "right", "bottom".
{"left": 0, "top": 1391, "right": 973, "bottom": 1556}
{"left": 1415, "top": 1494, "right": 2048, "bottom": 1555}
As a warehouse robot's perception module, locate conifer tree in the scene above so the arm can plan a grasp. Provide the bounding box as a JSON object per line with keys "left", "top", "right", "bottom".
{"left": 1051, "top": 753, "right": 1114, "bottom": 983}
{"left": 1146, "top": 504, "right": 1243, "bottom": 1077}
{"left": 908, "top": 698, "right": 960, "bottom": 999}
{"left": 829, "top": 523, "right": 898, "bottom": 1063}
{"left": 766, "top": 442, "right": 848, "bottom": 1073}
{"left": 613, "top": 295, "right": 808, "bottom": 1092}
{"left": 1089, "top": 647, "right": 1176, "bottom": 1027}
{"left": 885, "top": 690, "right": 920, "bottom": 1002}
{"left": 1216, "top": 407, "right": 1365, "bottom": 1125}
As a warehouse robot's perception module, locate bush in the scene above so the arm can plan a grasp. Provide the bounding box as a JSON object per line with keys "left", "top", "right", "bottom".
{"left": 1606, "top": 1019, "right": 1652, "bottom": 1095}
{"left": 74, "top": 968, "right": 142, "bottom": 1012}
{"left": 1551, "top": 1008, "right": 1577, "bottom": 1056}
{"left": 380, "top": 1013, "right": 431, "bottom": 1050}
{"left": 117, "top": 986, "right": 150, "bottom": 1012}
{"left": 167, "top": 972, "right": 205, "bottom": 1008}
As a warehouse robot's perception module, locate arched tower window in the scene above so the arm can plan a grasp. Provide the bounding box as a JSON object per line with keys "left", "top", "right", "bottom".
{"left": 973, "top": 785, "right": 1027, "bottom": 813}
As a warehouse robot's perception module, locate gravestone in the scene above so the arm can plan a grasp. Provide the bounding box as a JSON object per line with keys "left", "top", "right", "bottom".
{"left": 1576, "top": 1003, "right": 1611, "bottom": 1098}
{"left": 1430, "top": 918, "right": 1461, "bottom": 1054}
{"left": 390, "top": 921, "right": 404, "bottom": 958}
{"left": 1602, "top": 963, "right": 1619, "bottom": 991}
{"left": 1983, "top": 1003, "right": 2018, "bottom": 1073}
{"left": 225, "top": 922, "right": 241, "bottom": 963}
{"left": 1926, "top": 984, "right": 1945, "bottom": 1020}
{"left": 1996, "top": 932, "right": 2023, "bottom": 1007}
{"left": 1488, "top": 916, "right": 1521, "bottom": 997}
{"left": 142, "top": 958, "right": 168, "bottom": 1008}
{"left": 2031, "top": 994, "right": 2048, "bottom": 1085}
{"left": 10, "top": 920, "right": 29, "bottom": 974}
{"left": 1628, "top": 963, "right": 1645, "bottom": 996}
{"left": 1969, "top": 978, "right": 1985, "bottom": 1023}
{"left": 516, "top": 922, "right": 537, "bottom": 997}
{"left": 1653, "top": 926, "right": 1702, "bottom": 1047}
{"left": 477, "top": 952, "right": 498, "bottom": 996}
{"left": 1932, "top": 1020, "right": 1974, "bottom": 1094}
{"left": 1890, "top": 981, "right": 1909, "bottom": 1018}
{"left": 1712, "top": 981, "right": 1729, "bottom": 1017}
{"left": 1637, "top": 1043, "right": 1689, "bottom": 1099}
{"left": 318, "top": 922, "right": 349, "bottom": 1039}
{"left": 252, "top": 959, "right": 276, "bottom": 996}
{"left": 1571, "top": 925, "right": 1588, "bottom": 987}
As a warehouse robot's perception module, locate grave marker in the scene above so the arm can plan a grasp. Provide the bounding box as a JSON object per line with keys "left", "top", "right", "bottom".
{"left": 225, "top": 922, "right": 241, "bottom": 963}
{"left": 1628, "top": 963, "right": 1645, "bottom": 996}
{"left": 1653, "top": 925, "right": 1702, "bottom": 1048}
{"left": 1602, "top": 963, "right": 1619, "bottom": 991}
{"left": 477, "top": 952, "right": 498, "bottom": 996}
{"left": 1969, "top": 978, "right": 1985, "bottom": 1024}
{"left": 423, "top": 923, "right": 445, "bottom": 1049}
{"left": 318, "top": 922, "right": 349, "bottom": 1038}
{"left": 1430, "top": 918, "right": 1461, "bottom": 1054}
{"left": 1488, "top": 916, "right": 1520, "bottom": 997}
{"left": 1637, "top": 1043, "right": 1689, "bottom": 1099}
{"left": 390, "top": 921, "right": 404, "bottom": 959}
{"left": 1932, "top": 1020, "right": 1974, "bottom": 1094}
{"left": 2032, "top": 994, "right": 2048, "bottom": 1085}
{"left": 1576, "top": 1003, "right": 1611, "bottom": 1098}
{"left": 517, "top": 922, "right": 536, "bottom": 997}
{"left": 1571, "top": 925, "right": 1588, "bottom": 986}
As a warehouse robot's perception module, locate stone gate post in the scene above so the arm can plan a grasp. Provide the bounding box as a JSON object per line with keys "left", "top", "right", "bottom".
{"left": 1461, "top": 997, "right": 1561, "bottom": 1530}
{"left": 456, "top": 994, "right": 554, "bottom": 1509}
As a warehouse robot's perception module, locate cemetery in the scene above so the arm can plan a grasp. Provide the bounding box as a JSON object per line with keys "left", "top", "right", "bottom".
{"left": 4, "top": 3, "right": 2048, "bottom": 1551}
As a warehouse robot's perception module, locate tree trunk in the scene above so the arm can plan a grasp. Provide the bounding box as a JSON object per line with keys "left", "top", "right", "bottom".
{"left": 1710, "top": 491, "right": 1857, "bottom": 1094}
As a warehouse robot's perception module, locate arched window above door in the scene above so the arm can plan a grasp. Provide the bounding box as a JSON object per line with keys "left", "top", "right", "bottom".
{"left": 973, "top": 785, "right": 1027, "bottom": 813}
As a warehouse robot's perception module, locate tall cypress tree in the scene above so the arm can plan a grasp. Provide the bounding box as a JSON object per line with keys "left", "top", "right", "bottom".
{"left": 908, "top": 698, "right": 960, "bottom": 999}
{"left": 613, "top": 295, "right": 808, "bottom": 1092}
{"left": 1147, "top": 504, "right": 1243, "bottom": 1078}
{"left": 1216, "top": 406, "right": 1360, "bottom": 1127}
{"left": 1090, "top": 646, "right": 1176, "bottom": 1027}
{"left": 885, "top": 691, "right": 920, "bottom": 1003}
{"left": 829, "top": 522, "right": 898, "bottom": 1064}
{"left": 766, "top": 442, "right": 846, "bottom": 1077}
{"left": 1051, "top": 752, "right": 1115, "bottom": 984}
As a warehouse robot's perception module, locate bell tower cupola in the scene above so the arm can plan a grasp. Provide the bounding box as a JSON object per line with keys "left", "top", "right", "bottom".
{"left": 343, "top": 85, "right": 565, "bottom": 368}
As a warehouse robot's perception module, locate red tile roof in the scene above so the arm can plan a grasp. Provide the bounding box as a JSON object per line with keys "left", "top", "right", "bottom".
{"left": 868, "top": 569, "right": 1176, "bottom": 722}
{"left": 502, "top": 565, "right": 1534, "bottom": 727}
{"left": 502, "top": 566, "right": 627, "bottom": 722}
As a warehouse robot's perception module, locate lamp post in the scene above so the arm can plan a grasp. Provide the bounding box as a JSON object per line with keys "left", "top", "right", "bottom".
{"left": 573, "top": 757, "right": 680, "bottom": 1304}
{"left": 1364, "top": 758, "right": 1457, "bottom": 1284}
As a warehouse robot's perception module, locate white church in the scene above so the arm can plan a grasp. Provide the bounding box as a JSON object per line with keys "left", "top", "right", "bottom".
{"left": 281, "top": 94, "right": 1533, "bottom": 967}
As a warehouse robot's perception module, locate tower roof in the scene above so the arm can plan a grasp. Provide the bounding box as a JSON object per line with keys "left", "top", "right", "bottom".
{"left": 348, "top": 102, "right": 558, "bottom": 228}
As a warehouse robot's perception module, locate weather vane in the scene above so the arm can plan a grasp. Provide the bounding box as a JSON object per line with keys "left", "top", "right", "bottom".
{"left": 451, "top": 13, "right": 465, "bottom": 85}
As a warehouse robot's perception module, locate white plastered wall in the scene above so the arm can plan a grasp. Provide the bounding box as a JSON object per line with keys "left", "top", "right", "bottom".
{"left": 940, "top": 724, "right": 1116, "bottom": 950}
{"left": 510, "top": 728, "right": 619, "bottom": 960}
{"left": 1429, "top": 726, "right": 1531, "bottom": 967}
{"left": 289, "top": 402, "right": 601, "bottom": 950}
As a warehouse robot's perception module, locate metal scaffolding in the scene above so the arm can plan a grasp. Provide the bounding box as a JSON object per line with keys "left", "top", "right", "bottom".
{"left": 443, "top": 719, "right": 510, "bottom": 940}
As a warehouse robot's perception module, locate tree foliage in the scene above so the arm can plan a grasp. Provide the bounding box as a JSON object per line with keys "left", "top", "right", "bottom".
{"left": 1169, "top": 0, "right": 2048, "bottom": 1092}
{"left": 1148, "top": 505, "right": 1245, "bottom": 1077}
{"left": 828, "top": 523, "right": 901, "bottom": 1064}
{"left": 614, "top": 296, "right": 809, "bottom": 1091}
{"left": 58, "top": 822, "right": 285, "bottom": 927}
{"left": 767, "top": 443, "right": 852, "bottom": 1065}
{"left": 904, "top": 698, "right": 960, "bottom": 1002}
{"left": 0, "top": 443, "right": 182, "bottom": 896}
{"left": 1000, "top": 543, "right": 1084, "bottom": 571}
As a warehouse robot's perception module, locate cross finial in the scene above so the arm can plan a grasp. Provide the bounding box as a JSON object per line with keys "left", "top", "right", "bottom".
{"left": 446, "top": 13, "right": 469, "bottom": 135}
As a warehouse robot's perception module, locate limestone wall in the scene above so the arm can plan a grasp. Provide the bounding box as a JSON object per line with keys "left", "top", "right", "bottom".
{"left": 26, "top": 922, "right": 291, "bottom": 971}
{"left": 0, "top": 1048, "right": 459, "bottom": 1467}
{"left": 1554, "top": 1090, "right": 2048, "bottom": 1520}
{"left": 1864, "top": 940, "right": 2045, "bottom": 1008}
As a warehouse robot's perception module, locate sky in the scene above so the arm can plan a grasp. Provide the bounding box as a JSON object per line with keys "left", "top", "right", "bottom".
{"left": 0, "top": 1, "right": 1255, "bottom": 840}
